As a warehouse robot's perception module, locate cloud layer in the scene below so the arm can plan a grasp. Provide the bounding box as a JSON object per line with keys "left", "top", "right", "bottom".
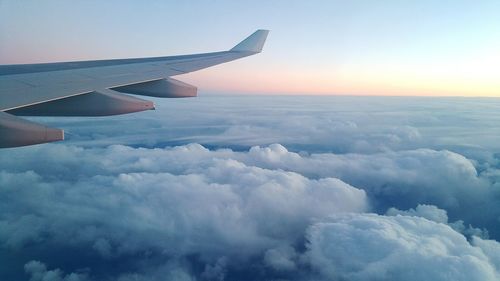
{"left": 0, "top": 144, "right": 368, "bottom": 280}
{"left": 2, "top": 96, "right": 500, "bottom": 280}
{"left": 307, "top": 213, "right": 500, "bottom": 281}
{"left": 1, "top": 142, "right": 500, "bottom": 280}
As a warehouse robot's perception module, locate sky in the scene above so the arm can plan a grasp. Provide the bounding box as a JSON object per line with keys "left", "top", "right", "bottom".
{"left": 2, "top": 1, "right": 500, "bottom": 280}
{"left": 2, "top": 96, "right": 500, "bottom": 280}
{"left": 0, "top": 0, "right": 499, "bottom": 96}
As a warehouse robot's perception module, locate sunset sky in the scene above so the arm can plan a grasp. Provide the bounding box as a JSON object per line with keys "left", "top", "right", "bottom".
{"left": 0, "top": 0, "right": 499, "bottom": 96}
{"left": 3, "top": 2, "right": 500, "bottom": 280}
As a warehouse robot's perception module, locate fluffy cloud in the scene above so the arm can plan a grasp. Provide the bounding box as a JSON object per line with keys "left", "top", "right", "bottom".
{"left": 3, "top": 96, "right": 500, "bottom": 280}
{"left": 24, "top": 261, "right": 88, "bottom": 281}
{"left": 306, "top": 213, "right": 500, "bottom": 281}
{"left": 263, "top": 246, "right": 298, "bottom": 272}
{"left": 229, "top": 145, "right": 500, "bottom": 237}
{"left": 2, "top": 143, "right": 500, "bottom": 280}
{"left": 386, "top": 204, "right": 448, "bottom": 223}
{"left": 0, "top": 144, "right": 367, "bottom": 280}
{"left": 387, "top": 204, "right": 489, "bottom": 238}
{"left": 472, "top": 237, "right": 500, "bottom": 271}
{"left": 3, "top": 143, "right": 497, "bottom": 232}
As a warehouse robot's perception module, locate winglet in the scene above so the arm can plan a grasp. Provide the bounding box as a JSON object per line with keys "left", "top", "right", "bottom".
{"left": 230, "top": 29, "right": 269, "bottom": 53}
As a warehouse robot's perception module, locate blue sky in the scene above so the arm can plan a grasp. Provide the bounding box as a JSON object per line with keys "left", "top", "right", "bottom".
{"left": 1, "top": 0, "right": 499, "bottom": 95}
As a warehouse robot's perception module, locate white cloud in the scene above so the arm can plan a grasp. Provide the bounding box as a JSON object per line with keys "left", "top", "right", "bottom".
{"left": 4, "top": 96, "right": 500, "bottom": 280}
{"left": 472, "top": 237, "right": 500, "bottom": 271}
{"left": 386, "top": 204, "right": 489, "bottom": 239}
{"left": 24, "top": 261, "right": 88, "bottom": 281}
{"left": 234, "top": 145, "right": 500, "bottom": 236}
{"left": 0, "top": 144, "right": 368, "bottom": 280}
{"left": 2, "top": 142, "right": 500, "bottom": 280}
{"left": 264, "top": 246, "right": 298, "bottom": 272}
{"left": 306, "top": 213, "right": 500, "bottom": 281}
{"left": 386, "top": 204, "right": 448, "bottom": 223}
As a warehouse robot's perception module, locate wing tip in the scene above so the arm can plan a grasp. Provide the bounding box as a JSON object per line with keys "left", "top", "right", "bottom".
{"left": 230, "top": 29, "right": 270, "bottom": 53}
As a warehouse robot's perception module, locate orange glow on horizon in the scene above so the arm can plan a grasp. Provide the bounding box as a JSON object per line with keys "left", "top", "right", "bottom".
{"left": 178, "top": 64, "right": 500, "bottom": 97}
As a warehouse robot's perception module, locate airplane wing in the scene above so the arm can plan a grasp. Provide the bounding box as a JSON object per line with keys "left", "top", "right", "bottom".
{"left": 0, "top": 29, "right": 269, "bottom": 148}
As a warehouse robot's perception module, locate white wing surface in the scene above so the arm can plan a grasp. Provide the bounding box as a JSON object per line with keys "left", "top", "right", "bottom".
{"left": 0, "top": 30, "right": 269, "bottom": 148}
